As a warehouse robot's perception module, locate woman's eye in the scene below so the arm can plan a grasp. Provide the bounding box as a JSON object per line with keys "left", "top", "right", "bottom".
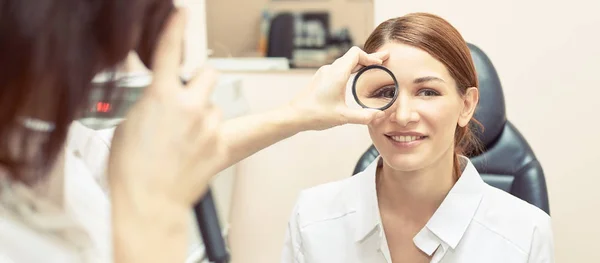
{"left": 417, "top": 89, "right": 440, "bottom": 97}
{"left": 372, "top": 86, "right": 396, "bottom": 98}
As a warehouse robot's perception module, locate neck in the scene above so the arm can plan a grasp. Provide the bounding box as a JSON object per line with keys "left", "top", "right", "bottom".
{"left": 376, "top": 150, "right": 456, "bottom": 222}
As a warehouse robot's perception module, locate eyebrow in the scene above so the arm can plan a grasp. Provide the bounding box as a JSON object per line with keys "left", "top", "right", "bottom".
{"left": 413, "top": 76, "right": 445, "bottom": 84}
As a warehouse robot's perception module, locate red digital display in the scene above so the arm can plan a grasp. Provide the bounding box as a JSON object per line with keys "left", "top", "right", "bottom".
{"left": 96, "top": 102, "right": 112, "bottom": 113}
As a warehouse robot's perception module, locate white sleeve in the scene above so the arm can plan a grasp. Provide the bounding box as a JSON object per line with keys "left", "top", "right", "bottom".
{"left": 281, "top": 199, "right": 305, "bottom": 263}
{"left": 527, "top": 215, "right": 555, "bottom": 263}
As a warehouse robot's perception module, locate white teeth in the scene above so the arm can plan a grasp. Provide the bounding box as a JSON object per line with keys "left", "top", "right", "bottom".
{"left": 390, "top": 136, "right": 422, "bottom": 142}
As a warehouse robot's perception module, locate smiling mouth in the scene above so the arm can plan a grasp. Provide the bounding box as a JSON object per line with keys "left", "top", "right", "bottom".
{"left": 385, "top": 135, "right": 428, "bottom": 143}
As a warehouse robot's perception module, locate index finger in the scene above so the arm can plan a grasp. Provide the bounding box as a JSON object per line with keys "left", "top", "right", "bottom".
{"left": 149, "top": 8, "right": 186, "bottom": 92}
{"left": 350, "top": 51, "right": 390, "bottom": 73}
{"left": 331, "top": 47, "right": 388, "bottom": 77}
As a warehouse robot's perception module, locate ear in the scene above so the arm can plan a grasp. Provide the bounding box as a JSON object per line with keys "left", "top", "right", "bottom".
{"left": 457, "top": 87, "right": 479, "bottom": 127}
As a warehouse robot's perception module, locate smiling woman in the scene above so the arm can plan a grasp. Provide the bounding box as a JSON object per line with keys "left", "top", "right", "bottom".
{"left": 282, "top": 12, "right": 554, "bottom": 263}
{"left": 362, "top": 12, "right": 482, "bottom": 180}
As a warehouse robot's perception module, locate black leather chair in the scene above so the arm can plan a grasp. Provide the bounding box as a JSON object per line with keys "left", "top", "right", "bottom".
{"left": 352, "top": 43, "right": 550, "bottom": 215}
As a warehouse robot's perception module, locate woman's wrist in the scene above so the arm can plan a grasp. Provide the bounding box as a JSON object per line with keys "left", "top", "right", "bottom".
{"left": 276, "top": 104, "right": 307, "bottom": 131}
{"left": 281, "top": 102, "right": 326, "bottom": 132}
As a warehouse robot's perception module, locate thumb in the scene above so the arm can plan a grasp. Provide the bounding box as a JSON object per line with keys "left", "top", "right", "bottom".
{"left": 342, "top": 108, "right": 385, "bottom": 125}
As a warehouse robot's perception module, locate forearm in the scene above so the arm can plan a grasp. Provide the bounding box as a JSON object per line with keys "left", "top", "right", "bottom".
{"left": 111, "top": 188, "right": 191, "bottom": 263}
{"left": 217, "top": 105, "right": 310, "bottom": 172}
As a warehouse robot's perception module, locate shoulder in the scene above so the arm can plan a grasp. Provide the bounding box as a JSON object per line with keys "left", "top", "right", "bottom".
{"left": 478, "top": 185, "right": 551, "bottom": 225}
{"left": 291, "top": 172, "right": 368, "bottom": 228}
{"left": 473, "top": 184, "right": 553, "bottom": 252}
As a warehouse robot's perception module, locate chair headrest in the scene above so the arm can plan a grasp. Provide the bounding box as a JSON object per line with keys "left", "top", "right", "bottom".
{"left": 467, "top": 43, "right": 507, "bottom": 147}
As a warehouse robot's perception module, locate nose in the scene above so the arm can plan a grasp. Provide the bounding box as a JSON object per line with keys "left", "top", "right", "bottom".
{"left": 390, "top": 93, "right": 419, "bottom": 126}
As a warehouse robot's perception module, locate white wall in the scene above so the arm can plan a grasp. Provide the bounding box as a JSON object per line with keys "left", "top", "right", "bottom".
{"left": 180, "top": 0, "right": 208, "bottom": 73}
{"left": 374, "top": 0, "right": 600, "bottom": 262}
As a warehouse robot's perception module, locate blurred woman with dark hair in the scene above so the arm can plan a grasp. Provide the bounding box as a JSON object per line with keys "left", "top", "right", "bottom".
{"left": 0, "top": 1, "right": 226, "bottom": 262}
{"left": 0, "top": 0, "right": 389, "bottom": 262}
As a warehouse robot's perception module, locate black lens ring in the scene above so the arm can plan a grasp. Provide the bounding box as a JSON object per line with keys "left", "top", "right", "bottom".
{"left": 351, "top": 64, "right": 399, "bottom": 111}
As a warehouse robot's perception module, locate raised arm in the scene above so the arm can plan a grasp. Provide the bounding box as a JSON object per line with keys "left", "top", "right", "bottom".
{"left": 215, "top": 46, "right": 389, "bottom": 173}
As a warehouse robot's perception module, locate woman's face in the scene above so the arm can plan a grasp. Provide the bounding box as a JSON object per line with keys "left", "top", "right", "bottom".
{"left": 368, "top": 42, "right": 478, "bottom": 172}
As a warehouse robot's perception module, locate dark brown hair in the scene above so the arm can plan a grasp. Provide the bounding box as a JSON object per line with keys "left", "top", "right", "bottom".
{"left": 363, "top": 13, "right": 483, "bottom": 178}
{"left": 0, "top": 0, "right": 174, "bottom": 185}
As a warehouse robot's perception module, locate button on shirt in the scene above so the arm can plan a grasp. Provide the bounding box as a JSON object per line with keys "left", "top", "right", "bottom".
{"left": 281, "top": 156, "right": 554, "bottom": 263}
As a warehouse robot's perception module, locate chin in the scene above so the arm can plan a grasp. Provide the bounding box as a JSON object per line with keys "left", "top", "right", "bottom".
{"left": 379, "top": 151, "right": 430, "bottom": 172}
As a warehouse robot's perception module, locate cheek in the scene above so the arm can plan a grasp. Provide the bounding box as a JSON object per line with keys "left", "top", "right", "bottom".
{"left": 417, "top": 100, "right": 462, "bottom": 135}
{"left": 367, "top": 122, "right": 382, "bottom": 138}
{"left": 367, "top": 120, "right": 388, "bottom": 148}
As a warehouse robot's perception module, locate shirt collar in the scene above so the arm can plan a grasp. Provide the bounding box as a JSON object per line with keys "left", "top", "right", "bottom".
{"left": 352, "top": 157, "right": 382, "bottom": 242}
{"left": 417, "top": 156, "right": 485, "bottom": 251}
{"left": 352, "top": 155, "right": 485, "bottom": 251}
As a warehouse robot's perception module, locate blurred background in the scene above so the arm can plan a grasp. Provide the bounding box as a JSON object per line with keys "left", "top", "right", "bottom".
{"left": 206, "top": 0, "right": 373, "bottom": 69}
{"left": 79, "top": 0, "right": 599, "bottom": 262}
